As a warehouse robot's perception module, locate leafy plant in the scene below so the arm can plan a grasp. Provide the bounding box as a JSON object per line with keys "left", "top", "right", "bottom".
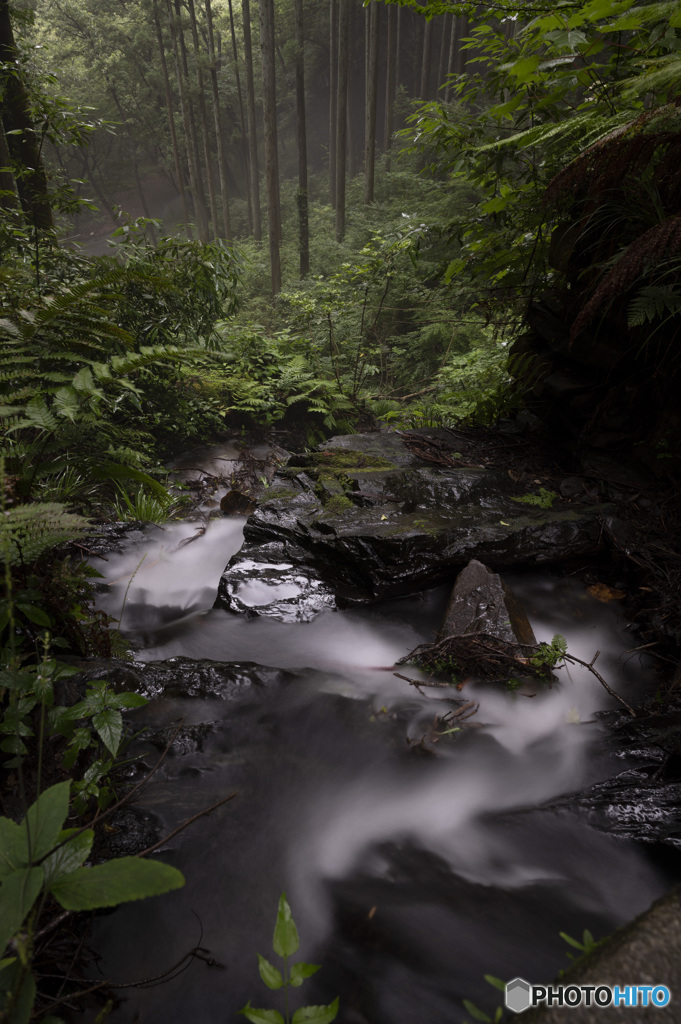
{"left": 463, "top": 975, "right": 506, "bottom": 1023}
{"left": 511, "top": 488, "right": 557, "bottom": 510}
{"left": 0, "top": 781, "right": 184, "bottom": 1023}
{"left": 530, "top": 634, "right": 568, "bottom": 672}
{"left": 240, "top": 894, "right": 339, "bottom": 1024}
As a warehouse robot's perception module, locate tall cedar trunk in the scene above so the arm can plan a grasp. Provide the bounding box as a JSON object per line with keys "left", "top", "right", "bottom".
{"left": 438, "top": 14, "right": 450, "bottom": 93}
{"left": 227, "top": 0, "right": 252, "bottom": 233}
{"left": 108, "top": 83, "right": 157, "bottom": 243}
{"left": 334, "top": 0, "right": 349, "bottom": 241}
{"left": 346, "top": 0, "right": 358, "bottom": 179}
{"left": 453, "top": 16, "right": 468, "bottom": 76}
{"left": 0, "top": 120, "right": 18, "bottom": 211}
{"left": 383, "top": 2, "right": 396, "bottom": 163}
{"left": 168, "top": 0, "right": 209, "bottom": 241}
{"left": 329, "top": 0, "right": 338, "bottom": 206}
{"left": 293, "top": 0, "right": 309, "bottom": 276}
{"left": 153, "top": 0, "right": 191, "bottom": 234}
{"left": 242, "top": 0, "right": 262, "bottom": 239}
{"left": 420, "top": 16, "right": 433, "bottom": 100}
{"left": 363, "top": 0, "right": 378, "bottom": 204}
{"left": 258, "top": 0, "right": 281, "bottom": 294}
{"left": 187, "top": 0, "right": 218, "bottom": 239}
{"left": 204, "top": 0, "right": 232, "bottom": 238}
{"left": 0, "top": 0, "right": 53, "bottom": 229}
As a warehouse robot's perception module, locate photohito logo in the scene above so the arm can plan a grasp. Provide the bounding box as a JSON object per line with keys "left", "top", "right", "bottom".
{"left": 505, "top": 978, "right": 671, "bottom": 1013}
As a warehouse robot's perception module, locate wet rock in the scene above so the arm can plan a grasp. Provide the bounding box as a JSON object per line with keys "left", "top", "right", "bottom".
{"left": 441, "top": 559, "right": 537, "bottom": 646}
{"left": 104, "top": 807, "right": 162, "bottom": 857}
{"left": 69, "top": 657, "right": 290, "bottom": 701}
{"left": 523, "top": 885, "right": 681, "bottom": 1022}
{"left": 145, "top": 723, "right": 215, "bottom": 755}
{"left": 221, "top": 489, "right": 256, "bottom": 515}
{"left": 215, "top": 432, "right": 612, "bottom": 620}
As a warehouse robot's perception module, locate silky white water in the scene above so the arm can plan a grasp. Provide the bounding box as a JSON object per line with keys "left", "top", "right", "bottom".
{"left": 90, "top": 514, "right": 669, "bottom": 1023}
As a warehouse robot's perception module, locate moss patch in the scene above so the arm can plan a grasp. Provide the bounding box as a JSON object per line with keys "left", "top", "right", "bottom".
{"left": 320, "top": 494, "right": 354, "bottom": 516}
{"left": 284, "top": 450, "right": 397, "bottom": 480}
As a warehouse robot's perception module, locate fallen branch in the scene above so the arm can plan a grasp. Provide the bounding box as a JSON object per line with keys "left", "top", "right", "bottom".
{"left": 137, "top": 791, "right": 238, "bottom": 858}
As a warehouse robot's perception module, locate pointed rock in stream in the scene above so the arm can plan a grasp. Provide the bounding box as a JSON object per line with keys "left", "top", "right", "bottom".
{"left": 441, "top": 559, "right": 537, "bottom": 646}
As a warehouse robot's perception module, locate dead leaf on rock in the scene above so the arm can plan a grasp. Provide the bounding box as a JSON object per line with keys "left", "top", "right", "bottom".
{"left": 587, "top": 583, "right": 626, "bottom": 603}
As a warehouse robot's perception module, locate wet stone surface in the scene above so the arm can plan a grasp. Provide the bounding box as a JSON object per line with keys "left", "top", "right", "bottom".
{"left": 69, "top": 657, "right": 291, "bottom": 702}
{"left": 216, "top": 430, "right": 612, "bottom": 621}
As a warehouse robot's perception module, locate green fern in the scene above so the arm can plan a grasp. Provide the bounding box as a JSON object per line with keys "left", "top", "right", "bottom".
{"left": 0, "top": 503, "right": 89, "bottom": 567}
{"left": 627, "top": 284, "right": 681, "bottom": 327}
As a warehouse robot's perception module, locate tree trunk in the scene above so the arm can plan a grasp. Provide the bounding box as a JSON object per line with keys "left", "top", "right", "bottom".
{"left": 0, "top": 0, "right": 53, "bottom": 229}
{"left": 205, "top": 0, "right": 232, "bottom": 239}
{"left": 363, "top": 0, "right": 378, "bottom": 205}
{"left": 227, "top": 0, "right": 252, "bottom": 233}
{"left": 420, "top": 16, "right": 433, "bottom": 100}
{"left": 187, "top": 0, "right": 219, "bottom": 239}
{"left": 294, "top": 0, "right": 309, "bottom": 277}
{"left": 242, "top": 0, "right": 262, "bottom": 240}
{"left": 167, "top": 0, "right": 209, "bottom": 241}
{"left": 383, "top": 2, "right": 396, "bottom": 164}
{"left": 438, "top": 14, "right": 450, "bottom": 94}
{"left": 0, "top": 120, "right": 18, "bottom": 211}
{"left": 335, "top": 0, "right": 349, "bottom": 241}
{"left": 329, "top": 0, "right": 338, "bottom": 207}
{"left": 258, "top": 0, "right": 281, "bottom": 294}
{"left": 153, "top": 0, "right": 191, "bottom": 235}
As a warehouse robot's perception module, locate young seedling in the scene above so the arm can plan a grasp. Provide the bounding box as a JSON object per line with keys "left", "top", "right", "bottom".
{"left": 240, "top": 894, "right": 338, "bottom": 1024}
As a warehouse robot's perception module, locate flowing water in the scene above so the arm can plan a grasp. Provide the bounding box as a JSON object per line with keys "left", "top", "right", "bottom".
{"left": 89, "top": 464, "right": 675, "bottom": 1023}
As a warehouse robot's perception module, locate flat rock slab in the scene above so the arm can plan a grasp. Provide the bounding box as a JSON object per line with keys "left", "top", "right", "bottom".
{"left": 215, "top": 431, "right": 611, "bottom": 621}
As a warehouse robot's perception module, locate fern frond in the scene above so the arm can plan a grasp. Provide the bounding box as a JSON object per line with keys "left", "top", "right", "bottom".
{"left": 0, "top": 502, "right": 89, "bottom": 567}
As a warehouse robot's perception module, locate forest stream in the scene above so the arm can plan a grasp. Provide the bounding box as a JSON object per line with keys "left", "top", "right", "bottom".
{"left": 77, "top": 438, "right": 679, "bottom": 1024}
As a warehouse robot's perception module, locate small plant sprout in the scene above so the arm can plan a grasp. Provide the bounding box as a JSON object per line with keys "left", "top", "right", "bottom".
{"left": 240, "top": 893, "right": 339, "bottom": 1024}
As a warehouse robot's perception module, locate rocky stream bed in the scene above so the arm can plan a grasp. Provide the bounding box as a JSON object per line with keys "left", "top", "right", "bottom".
{"left": 73, "top": 427, "right": 681, "bottom": 1023}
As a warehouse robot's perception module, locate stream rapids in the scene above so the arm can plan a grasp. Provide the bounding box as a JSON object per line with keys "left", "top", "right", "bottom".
{"left": 87, "top": 443, "right": 677, "bottom": 1024}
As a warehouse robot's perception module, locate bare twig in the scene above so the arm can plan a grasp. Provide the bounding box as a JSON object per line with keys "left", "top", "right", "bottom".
{"left": 137, "top": 791, "right": 238, "bottom": 857}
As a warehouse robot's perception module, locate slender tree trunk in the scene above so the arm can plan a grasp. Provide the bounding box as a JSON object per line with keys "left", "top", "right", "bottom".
{"left": 293, "top": 0, "right": 309, "bottom": 276}
{"left": 364, "top": 0, "right": 378, "bottom": 204}
{"left": 204, "top": 0, "right": 232, "bottom": 239}
{"left": 153, "top": 0, "right": 191, "bottom": 235}
{"left": 383, "top": 2, "right": 396, "bottom": 163}
{"left": 438, "top": 14, "right": 450, "bottom": 93}
{"left": 187, "top": 0, "right": 218, "bottom": 239}
{"left": 329, "top": 0, "right": 338, "bottom": 207}
{"left": 168, "top": 0, "right": 209, "bottom": 241}
{"left": 0, "top": 121, "right": 18, "bottom": 211}
{"left": 0, "top": 0, "right": 53, "bottom": 229}
{"left": 227, "top": 0, "right": 253, "bottom": 233}
{"left": 242, "top": 0, "right": 262, "bottom": 239}
{"left": 346, "top": 0, "right": 359, "bottom": 179}
{"left": 258, "top": 0, "right": 281, "bottom": 294}
{"left": 335, "top": 0, "right": 349, "bottom": 241}
{"left": 420, "top": 17, "right": 433, "bottom": 100}
{"left": 453, "top": 15, "right": 468, "bottom": 76}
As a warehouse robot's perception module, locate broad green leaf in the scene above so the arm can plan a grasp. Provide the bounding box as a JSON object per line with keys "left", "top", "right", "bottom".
{"left": 109, "top": 692, "right": 148, "bottom": 710}
{"left": 289, "top": 961, "right": 320, "bottom": 987}
{"left": 15, "top": 603, "right": 52, "bottom": 628}
{"left": 53, "top": 386, "right": 81, "bottom": 421}
{"left": 42, "top": 829, "right": 94, "bottom": 886}
{"left": 257, "top": 954, "right": 283, "bottom": 990}
{"left": 25, "top": 782, "right": 70, "bottom": 861}
{"left": 93, "top": 708, "right": 122, "bottom": 756}
{"left": 0, "top": 818, "right": 27, "bottom": 879}
{"left": 0, "top": 866, "right": 44, "bottom": 955}
{"left": 0, "top": 958, "right": 36, "bottom": 1024}
{"left": 291, "top": 998, "right": 339, "bottom": 1024}
{"left": 238, "top": 1003, "right": 284, "bottom": 1024}
{"left": 273, "top": 892, "right": 299, "bottom": 958}
{"left": 559, "top": 931, "right": 585, "bottom": 950}
{"left": 50, "top": 857, "right": 184, "bottom": 910}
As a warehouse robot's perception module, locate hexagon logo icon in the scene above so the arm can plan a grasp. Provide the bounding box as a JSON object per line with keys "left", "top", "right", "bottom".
{"left": 505, "top": 978, "right": 532, "bottom": 1014}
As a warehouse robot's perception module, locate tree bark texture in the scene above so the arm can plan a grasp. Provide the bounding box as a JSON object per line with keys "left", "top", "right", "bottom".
{"left": 328, "top": 0, "right": 338, "bottom": 207}
{"left": 334, "top": 0, "right": 349, "bottom": 242}
{"left": 420, "top": 16, "right": 433, "bottom": 100}
{"left": 363, "top": 0, "right": 378, "bottom": 204}
{"left": 227, "top": 0, "right": 252, "bottom": 233}
{"left": 153, "top": 0, "right": 191, "bottom": 234}
{"left": 258, "top": 0, "right": 281, "bottom": 294}
{"left": 384, "top": 2, "right": 396, "bottom": 161}
{"left": 294, "top": 0, "right": 309, "bottom": 276}
{"left": 0, "top": 0, "right": 53, "bottom": 229}
{"left": 242, "top": 0, "right": 262, "bottom": 239}
{"left": 187, "top": 0, "right": 219, "bottom": 239}
{"left": 205, "top": 0, "right": 232, "bottom": 239}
